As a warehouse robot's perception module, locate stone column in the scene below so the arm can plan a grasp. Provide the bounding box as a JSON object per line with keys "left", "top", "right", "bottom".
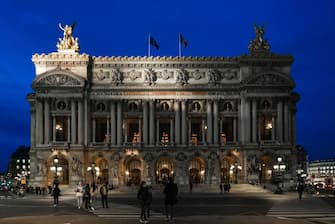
{"left": 202, "top": 119, "right": 206, "bottom": 143}
{"left": 36, "top": 100, "right": 43, "bottom": 145}
{"left": 174, "top": 101, "right": 181, "bottom": 145}
{"left": 245, "top": 99, "right": 251, "bottom": 143}
{"left": 143, "top": 101, "right": 149, "bottom": 145}
{"left": 78, "top": 100, "right": 84, "bottom": 145}
{"left": 219, "top": 118, "right": 223, "bottom": 143}
{"left": 84, "top": 95, "right": 90, "bottom": 146}
{"left": 213, "top": 101, "right": 219, "bottom": 145}
{"left": 71, "top": 100, "right": 77, "bottom": 144}
{"left": 52, "top": 116, "right": 56, "bottom": 142}
{"left": 188, "top": 119, "right": 192, "bottom": 145}
{"left": 92, "top": 118, "right": 96, "bottom": 143}
{"left": 156, "top": 119, "right": 159, "bottom": 145}
{"left": 288, "top": 109, "right": 292, "bottom": 143}
{"left": 124, "top": 120, "right": 128, "bottom": 143}
{"left": 252, "top": 100, "right": 257, "bottom": 143}
{"left": 170, "top": 118, "right": 174, "bottom": 144}
{"left": 181, "top": 100, "right": 187, "bottom": 145}
{"left": 277, "top": 101, "right": 283, "bottom": 142}
{"left": 110, "top": 101, "right": 116, "bottom": 145}
{"left": 30, "top": 110, "right": 36, "bottom": 147}
{"left": 206, "top": 100, "right": 213, "bottom": 144}
{"left": 149, "top": 100, "right": 155, "bottom": 145}
{"left": 284, "top": 102, "right": 289, "bottom": 143}
{"left": 44, "top": 99, "right": 50, "bottom": 144}
{"left": 67, "top": 116, "right": 71, "bottom": 142}
{"left": 117, "top": 101, "right": 123, "bottom": 145}
{"left": 139, "top": 119, "right": 142, "bottom": 143}
{"left": 107, "top": 119, "right": 110, "bottom": 143}
{"left": 233, "top": 117, "right": 237, "bottom": 143}
{"left": 271, "top": 116, "right": 275, "bottom": 141}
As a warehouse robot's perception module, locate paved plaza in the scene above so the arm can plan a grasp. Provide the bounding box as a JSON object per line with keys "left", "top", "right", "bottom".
{"left": 1, "top": 184, "right": 335, "bottom": 224}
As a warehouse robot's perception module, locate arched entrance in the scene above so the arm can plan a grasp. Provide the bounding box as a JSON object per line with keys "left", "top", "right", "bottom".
{"left": 125, "top": 158, "right": 142, "bottom": 186}
{"left": 47, "top": 155, "right": 69, "bottom": 186}
{"left": 259, "top": 155, "right": 274, "bottom": 183}
{"left": 156, "top": 157, "right": 174, "bottom": 184}
{"left": 189, "top": 157, "right": 205, "bottom": 184}
{"left": 96, "top": 158, "right": 109, "bottom": 184}
{"left": 221, "top": 156, "right": 234, "bottom": 183}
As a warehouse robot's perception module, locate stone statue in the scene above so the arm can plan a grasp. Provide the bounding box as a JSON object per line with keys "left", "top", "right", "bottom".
{"left": 247, "top": 155, "right": 259, "bottom": 174}
{"left": 248, "top": 24, "right": 270, "bottom": 54}
{"left": 144, "top": 69, "right": 156, "bottom": 86}
{"left": 176, "top": 69, "right": 188, "bottom": 85}
{"left": 72, "top": 156, "right": 82, "bottom": 176}
{"left": 57, "top": 22, "right": 80, "bottom": 52}
{"left": 207, "top": 69, "right": 219, "bottom": 84}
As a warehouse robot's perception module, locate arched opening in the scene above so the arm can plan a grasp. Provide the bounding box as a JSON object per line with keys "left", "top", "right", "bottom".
{"left": 125, "top": 158, "right": 142, "bottom": 186}
{"left": 156, "top": 157, "right": 174, "bottom": 184}
{"left": 259, "top": 155, "right": 274, "bottom": 183}
{"left": 221, "top": 156, "right": 234, "bottom": 183}
{"left": 189, "top": 157, "right": 205, "bottom": 184}
{"left": 96, "top": 158, "right": 109, "bottom": 184}
{"left": 47, "top": 155, "right": 69, "bottom": 186}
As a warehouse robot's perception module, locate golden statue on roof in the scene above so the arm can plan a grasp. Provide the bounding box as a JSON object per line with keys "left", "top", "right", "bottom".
{"left": 57, "top": 22, "right": 80, "bottom": 52}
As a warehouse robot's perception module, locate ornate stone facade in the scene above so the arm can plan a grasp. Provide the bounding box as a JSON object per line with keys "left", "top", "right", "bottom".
{"left": 27, "top": 25, "right": 300, "bottom": 188}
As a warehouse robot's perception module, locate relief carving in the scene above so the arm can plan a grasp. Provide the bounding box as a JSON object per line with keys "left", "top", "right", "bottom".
{"left": 111, "top": 69, "right": 123, "bottom": 85}
{"left": 39, "top": 74, "right": 81, "bottom": 86}
{"left": 176, "top": 69, "right": 189, "bottom": 85}
{"left": 144, "top": 69, "right": 157, "bottom": 86}
{"left": 127, "top": 69, "right": 142, "bottom": 81}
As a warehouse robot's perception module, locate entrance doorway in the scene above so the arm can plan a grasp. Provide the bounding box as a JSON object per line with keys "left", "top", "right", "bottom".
{"left": 189, "top": 157, "right": 205, "bottom": 184}
{"left": 156, "top": 157, "right": 173, "bottom": 184}
{"left": 125, "top": 158, "right": 142, "bottom": 186}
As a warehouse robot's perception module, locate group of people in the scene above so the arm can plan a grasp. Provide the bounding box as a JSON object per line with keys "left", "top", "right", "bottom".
{"left": 74, "top": 182, "right": 109, "bottom": 210}
{"left": 137, "top": 177, "right": 178, "bottom": 224}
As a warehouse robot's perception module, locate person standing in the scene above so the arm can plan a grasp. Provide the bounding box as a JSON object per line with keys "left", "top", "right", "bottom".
{"left": 75, "top": 182, "right": 83, "bottom": 209}
{"left": 219, "top": 183, "right": 223, "bottom": 194}
{"left": 164, "top": 177, "right": 178, "bottom": 221}
{"left": 297, "top": 181, "right": 304, "bottom": 200}
{"left": 146, "top": 185, "right": 153, "bottom": 218}
{"left": 53, "top": 184, "right": 60, "bottom": 207}
{"left": 90, "top": 183, "right": 97, "bottom": 210}
{"left": 100, "top": 182, "right": 109, "bottom": 208}
{"left": 137, "top": 181, "right": 149, "bottom": 223}
{"left": 83, "top": 183, "right": 91, "bottom": 209}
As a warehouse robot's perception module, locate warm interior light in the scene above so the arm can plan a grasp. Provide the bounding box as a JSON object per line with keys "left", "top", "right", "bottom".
{"left": 55, "top": 124, "right": 63, "bottom": 131}
{"left": 266, "top": 122, "right": 272, "bottom": 129}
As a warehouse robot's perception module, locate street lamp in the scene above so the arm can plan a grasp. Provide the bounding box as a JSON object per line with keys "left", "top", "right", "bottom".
{"left": 204, "top": 125, "right": 208, "bottom": 145}
{"left": 87, "top": 163, "right": 99, "bottom": 184}
{"left": 296, "top": 168, "right": 305, "bottom": 183}
{"left": 230, "top": 161, "right": 242, "bottom": 184}
{"left": 273, "top": 156, "right": 286, "bottom": 194}
{"left": 50, "top": 155, "right": 62, "bottom": 185}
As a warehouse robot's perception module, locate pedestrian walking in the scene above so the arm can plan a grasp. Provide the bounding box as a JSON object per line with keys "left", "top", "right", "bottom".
{"left": 90, "top": 183, "right": 97, "bottom": 210}
{"left": 164, "top": 177, "right": 178, "bottom": 221}
{"left": 137, "top": 181, "right": 149, "bottom": 223}
{"left": 219, "top": 183, "right": 223, "bottom": 194}
{"left": 75, "top": 182, "right": 83, "bottom": 209}
{"left": 297, "top": 182, "right": 304, "bottom": 200}
{"left": 83, "top": 183, "right": 91, "bottom": 209}
{"left": 189, "top": 182, "right": 193, "bottom": 193}
{"left": 53, "top": 184, "right": 60, "bottom": 207}
{"left": 146, "top": 185, "right": 153, "bottom": 218}
{"left": 100, "top": 182, "right": 109, "bottom": 208}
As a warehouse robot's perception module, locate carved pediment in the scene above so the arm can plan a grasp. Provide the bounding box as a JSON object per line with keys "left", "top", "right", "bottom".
{"left": 244, "top": 71, "right": 294, "bottom": 88}
{"left": 33, "top": 68, "right": 85, "bottom": 88}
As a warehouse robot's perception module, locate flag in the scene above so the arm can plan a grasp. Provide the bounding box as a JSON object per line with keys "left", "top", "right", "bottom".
{"left": 179, "top": 34, "right": 188, "bottom": 48}
{"left": 150, "top": 36, "right": 159, "bottom": 49}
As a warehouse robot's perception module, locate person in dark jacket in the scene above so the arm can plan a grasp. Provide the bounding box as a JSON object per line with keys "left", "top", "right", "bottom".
{"left": 83, "top": 183, "right": 91, "bottom": 209}
{"left": 100, "top": 182, "right": 109, "bottom": 208}
{"left": 53, "top": 184, "right": 60, "bottom": 207}
{"left": 297, "top": 182, "right": 304, "bottom": 200}
{"left": 146, "top": 185, "right": 153, "bottom": 218}
{"left": 164, "top": 177, "right": 178, "bottom": 221}
{"left": 137, "top": 181, "right": 149, "bottom": 223}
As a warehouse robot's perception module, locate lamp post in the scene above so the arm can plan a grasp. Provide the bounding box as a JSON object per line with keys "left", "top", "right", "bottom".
{"left": 50, "top": 155, "right": 62, "bottom": 185}
{"left": 87, "top": 163, "right": 99, "bottom": 184}
{"left": 204, "top": 125, "right": 208, "bottom": 145}
{"left": 273, "top": 156, "right": 286, "bottom": 194}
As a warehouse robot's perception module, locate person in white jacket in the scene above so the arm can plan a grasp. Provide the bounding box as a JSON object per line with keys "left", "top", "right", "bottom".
{"left": 75, "top": 182, "right": 83, "bottom": 209}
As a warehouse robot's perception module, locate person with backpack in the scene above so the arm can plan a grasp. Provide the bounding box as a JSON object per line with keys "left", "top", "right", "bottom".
{"left": 53, "top": 184, "right": 60, "bottom": 207}
{"left": 137, "top": 181, "right": 149, "bottom": 223}
{"left": 100, "top": 182, "right": 109, "bottom": 208}
{"left": 164, "top": 177, "right": 178, "bottom": 221}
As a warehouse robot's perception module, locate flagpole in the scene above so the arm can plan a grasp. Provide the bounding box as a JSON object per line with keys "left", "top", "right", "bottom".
{"left": 178, "top": 33, "right": 182, "bottom": 57}
{"left": 148, "top": 33, "right": 151, "bottom": 57}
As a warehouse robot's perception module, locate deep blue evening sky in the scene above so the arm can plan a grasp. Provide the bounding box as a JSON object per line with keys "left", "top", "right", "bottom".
{"left": 0, "top": 0, "right": 334, "bottom": 172}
